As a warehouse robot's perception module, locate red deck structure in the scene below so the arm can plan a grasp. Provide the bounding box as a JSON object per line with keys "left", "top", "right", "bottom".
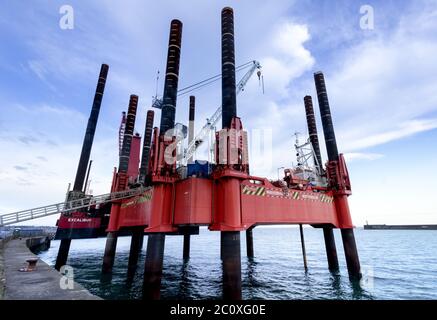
{"left": 111, "top": 169, "right": 350, "bottom": 232}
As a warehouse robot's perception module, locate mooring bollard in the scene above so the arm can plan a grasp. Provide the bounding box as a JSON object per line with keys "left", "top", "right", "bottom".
{"left": 19, "top": 258, "right": 39, "bottom": 272}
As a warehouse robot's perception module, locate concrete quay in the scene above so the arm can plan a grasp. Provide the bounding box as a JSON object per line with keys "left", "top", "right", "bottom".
{"left": 0, "top": 238, "right": 100, "bottom": 300}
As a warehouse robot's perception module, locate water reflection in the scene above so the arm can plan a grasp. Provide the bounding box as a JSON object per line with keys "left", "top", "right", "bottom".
{"left": 100, "top": 272, "right": 113, "bottom": 286}
{"left": 350, "top": 279, "right": 367, "bottom": 299}
{"left": 178, "top": 260, "right": 191, "bottom": 299}
{"left": 246, "top": 258, "right": 258, "bottom": 284}
{"left": 328, "top": 272, "right": 344, "bottom": 299}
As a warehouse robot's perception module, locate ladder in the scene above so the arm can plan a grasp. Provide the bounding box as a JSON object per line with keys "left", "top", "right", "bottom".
{"left": 0, "top": 187, "right": 150, "bottom": 227}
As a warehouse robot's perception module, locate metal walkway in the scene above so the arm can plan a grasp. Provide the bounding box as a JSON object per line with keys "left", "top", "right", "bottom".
{"left": 0, "top": 187, "right": 149, "bottom": 227}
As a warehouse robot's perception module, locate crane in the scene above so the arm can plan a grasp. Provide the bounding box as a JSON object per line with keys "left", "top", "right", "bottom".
{"left": 182, "top": 60, "right": 261, "bottom": 165}
{"left": 292, "top": 132, "right": 327, "bottom": 187}
{"left": 151, "top": 60, "right": 262, "bottom": 165}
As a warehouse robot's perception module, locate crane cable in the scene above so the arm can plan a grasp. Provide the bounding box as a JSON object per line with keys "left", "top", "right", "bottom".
{"left": 176, "top": 61, "right": 256, "bottom": 98}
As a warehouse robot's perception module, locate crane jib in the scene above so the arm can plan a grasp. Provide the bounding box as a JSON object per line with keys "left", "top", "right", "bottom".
{"left": 182, "top": 61, "right": 261, "bottom": 165}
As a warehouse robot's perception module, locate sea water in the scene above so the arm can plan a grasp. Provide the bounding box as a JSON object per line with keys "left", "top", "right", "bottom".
{"left": 38, "top": 227, "right": 437, "bottom": 300}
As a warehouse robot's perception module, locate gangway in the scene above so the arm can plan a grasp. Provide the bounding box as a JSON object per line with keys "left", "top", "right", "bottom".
{"left": 0, "top": 187, "right": 149, "bottom": 226}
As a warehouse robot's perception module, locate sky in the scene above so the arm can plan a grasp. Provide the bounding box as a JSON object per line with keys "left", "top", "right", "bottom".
{"left": 1, "top": 0, "right": 437, "bottom": 226}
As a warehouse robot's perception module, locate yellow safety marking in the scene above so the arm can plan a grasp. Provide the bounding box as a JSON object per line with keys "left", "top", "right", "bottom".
{"left": 137, "top": 192, "right": 153, "bottom": 203}
{"left": 242, "top": 186, "right": 266, "bottom": 197}
{"left": 320, "top": 194, "right": 334, "bottom": 203}
{"left": 121, "top": 190, "right": 153, "bottom": 207}
{"left": 121, "top": 200, "right": 135, "bottom": 208}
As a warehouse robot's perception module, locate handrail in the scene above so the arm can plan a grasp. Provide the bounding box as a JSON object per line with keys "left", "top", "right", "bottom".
{"left": 0, "top": 187, "right": 150, "bottom": 226}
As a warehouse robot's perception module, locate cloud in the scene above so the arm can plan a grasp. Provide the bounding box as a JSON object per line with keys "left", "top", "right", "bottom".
{"left": 45, "top": 139, "right": 58, "bottom": 147}
{"left": 324, "top": 6, "right": 437, "bottom": 154}
{"left": 0, "top": 135, "right": 117, "bottom": 215}
{"left": 261, "top": 22, "right": 315, "bottom": 98}
{"left": 230, "top": 20, "right": 316, "bottom": 178}
{"left": 273, "top": 22, "right": 314, "bottom": 62}
{"left": 18, "top": 136, "right": 39, "bottom": 145}
{"left": 343, "top": 152, "right": 384, "bottom": 162}
{"left": 342, "top": 118, "right": 437, "bottom": 151}
{"left": 14, "top": 165, "right": 28, "bottom": 171}
{"left": 28, "top": 60, "right": 47, "bottom": 81}
{"left": 3, "top": 103, "right": 89, "bottom": 146}
{"left": 0, "top": 99, "right": 118, "bottom": 219}
{"left": 238, "top": 2, "right": 437, "bottom": 183}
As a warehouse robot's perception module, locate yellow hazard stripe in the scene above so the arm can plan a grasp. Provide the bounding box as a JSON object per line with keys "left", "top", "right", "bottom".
{"left": 256, "top": 187, "right": 266, "bottom": 196}
{"left": 320, "top": 194, "right": 334, "bottom": 203}
{"left": 131, "top": 190, "right": 153, "bottom": 204}
{"left": 138, "top": 193, "right": 152, "bottom": 203}
{"left": 242, "top": 186, "right": 266, "bottom": 196}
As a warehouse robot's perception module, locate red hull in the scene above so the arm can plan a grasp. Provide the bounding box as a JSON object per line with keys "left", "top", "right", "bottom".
{"left": 57, "top": 212, "right": 101, "bottom": 229}
{"left": 107, "top": 174, "right": 349, "bottom": 233}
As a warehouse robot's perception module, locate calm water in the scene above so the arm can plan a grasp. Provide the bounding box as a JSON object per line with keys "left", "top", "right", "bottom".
{"left": 38, "top": 227, "right": 437, "bottom": 300}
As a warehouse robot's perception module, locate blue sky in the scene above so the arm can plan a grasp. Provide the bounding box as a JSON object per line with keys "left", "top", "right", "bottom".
{"left": 1, "top": 0, "right": 437, "bottom": 226}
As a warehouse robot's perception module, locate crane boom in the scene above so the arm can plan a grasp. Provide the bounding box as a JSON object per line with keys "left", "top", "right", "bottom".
{"left": 182, "top": 60, "right": 261, "bottom": 164}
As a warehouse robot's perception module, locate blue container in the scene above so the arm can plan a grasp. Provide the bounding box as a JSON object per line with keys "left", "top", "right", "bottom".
{"left": 187, "top": 160, "right": 213, "bottom": 178}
